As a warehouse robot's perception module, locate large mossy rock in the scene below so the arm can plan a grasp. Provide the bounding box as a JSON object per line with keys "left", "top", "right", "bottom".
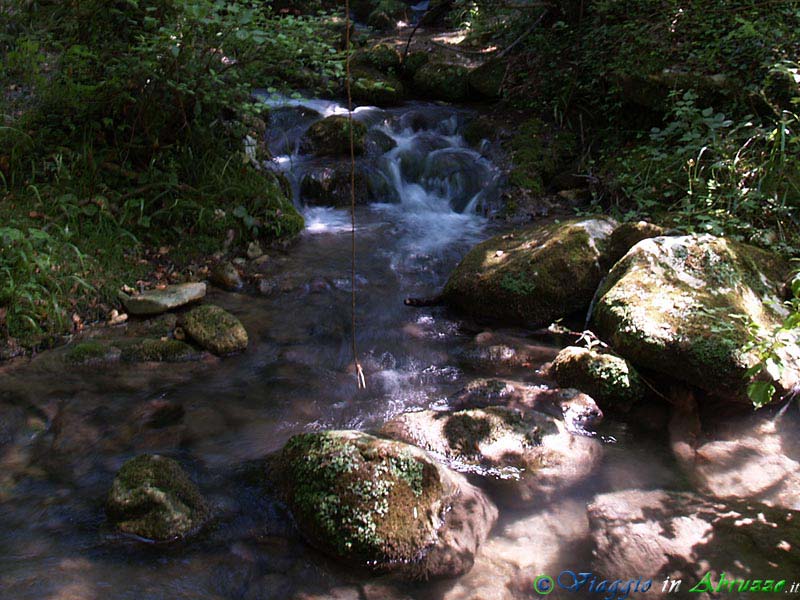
{"left": 468, "top": 59, "right": 506, "bottom": 99}
{"left": 300, "top": 116, "right": 367, "bottom": 157}
{"left": 382, "top": 407, "right": 602, "bottom": 508}
{"left": 592, "top": 234, "right": 798, "bottom": 402}
{"left": 443, "top": 217, "right": 617, "bottom": 328}
{"left": 119, "top": 338, "right": 202, "bottom": 363}
{"left": 350, "top": 67, "right": 405, "bottom": 107}
{"left": 551, "top": 346, "right": 645, "bottom": 413}
{"left": 106, "top": 454, "right": 211, "bottom": 541}
{"left": 352, "top": 43, "right": 401, "bottom": 73}
{"left": 589, "top": 490, "right": 800, "bottom": 591}
{"left": 120, "top": 282, "right": 206, "bottom": 316}
{"left": 412, "top": 63, "right": 471, "bottom": 102}
{"left": 180, "top": 304, "right": 248, "bottom": 356}
{"left": 271, "top": 430, "right": 497, "bottom": 578}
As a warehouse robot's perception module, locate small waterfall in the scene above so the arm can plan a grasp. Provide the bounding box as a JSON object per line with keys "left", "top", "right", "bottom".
{"left": 256, "top": 95, "right": 502, "bottom": 243}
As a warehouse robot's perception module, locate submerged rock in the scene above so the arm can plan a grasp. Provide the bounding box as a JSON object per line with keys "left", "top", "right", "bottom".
{"left": 180, "top": 304, "right": 248, "bottom": 356}
{"left": 551, "top": 346, "right": 645, "bottom": 413}
{"left": 592, "top": 234, "right": 798, "bottom": 403}
{"left": 65, "top": 340, "right": 121, "bottom": 365}
{"left": 210, "top": 262, "right": 244, "bottom": 291}
{"left": 301, "top": 116, "right": 367, "bottom": 157}
{"left": 443, "top": 217, "right": 617, "bottom": 328}
{"left": 413, "top": 63, "right": 471, "bottom": 103}
{"left": 271, "top": 430, "right": 497, "bottom": 579}
{"left": 119, "top": 338, "right": 202, "bottom": 363}
{"left": 120, "top": 283, "right": 206, "bottom": 316}
{"left": 589, "top": 489, "right": 800, "bottom": 594}
{"left": 382, "top": 407, "right": 602, "bottom": 508}
{"left": 106, "top": 454, "right": 211, "bottom": 541}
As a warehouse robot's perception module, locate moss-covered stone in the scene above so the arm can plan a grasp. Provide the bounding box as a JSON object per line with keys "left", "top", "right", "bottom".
{"left": 462, "top": 115, "right": 495, "bottom": 147}
{"left": 507, "top": 118, "right": 578, "bottom": 192}
{"left": 273, "top": 430, "right": 456, "bottom": 567}
{"left": 300, "top": 116, "right": 367, "bottom": 157}
{"left": 125, "top": 314, "right": 178, "bottom": 339}
{"left": 468, "top": 59, "right": 507, "bottom": 99}
{"left": 412, "top": 62, "right": 471, "bottom": 102}
{"left": 350, "top": 66, "right": 405, "bottom": 107}
{"left": 106, "top": 454, "right": 211, "bottom": 541}
{"left": 551, "top": 346, "right": 645, "bottom": 413}
{"left": 402, "top": 51, "right": 429, "bottom": 79}
{"left": 604, "top": 221, "right": 667, "bottom": 268}
{"left": 119, "top": 338, "right": 201, "bottom": 363}
{"left": 443, "top": 217, "right": 617, "bottom": 328}
{"left": 352, "top": 43, "right": 401, "bottom": 73}
{"left": 180, "top": 304, "right": 248, "bottom": 356}
{"left": 209, "top": 261, "right": 243, "bottom": 291}
{"left": 366, "top": 1, "right": 407, "bottom": 30}
{"left": 592, "top": 234, "right": 798, "bottom": 403}
{"left": 65, "top": 340, "right": 121, "bottom": 365}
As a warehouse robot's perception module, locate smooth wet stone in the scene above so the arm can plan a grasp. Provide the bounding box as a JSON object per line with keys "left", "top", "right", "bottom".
{"left": 180, "top": 304, "right": 248, "bottom": 356}
{"left": 271, "top": 430, "right": 497, "bottom": 579}
{"left": 120, "top": 283, "right": 206, "bottom": 316}
{"left": 443, "top": 217, "right": 617, "bottom": 328}
{"left": 381, "top": 407, "right": 602, "bottom": 508}
{"left": 551, "top": 346, "right": 645, "bottom": 413}
{"left": 210, "top": 262, "right": 244, "bottom": 291}
{"left": 592, "top": 234, "right": 797, "bottom": 403}
{"left": 106, "top": 454, "right": 211, "bottom": 541}
{"left": 589, "top": 489, "right": 800, "bottom": 594}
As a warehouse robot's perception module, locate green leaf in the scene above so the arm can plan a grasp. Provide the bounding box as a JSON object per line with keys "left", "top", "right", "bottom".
{"left": 747, "top": 381, "right": 776, "bottom": 408}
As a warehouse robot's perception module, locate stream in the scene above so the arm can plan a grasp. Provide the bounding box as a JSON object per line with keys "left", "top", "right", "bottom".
{"left": 0, "top": 100, "right": 713, "bottom": 599}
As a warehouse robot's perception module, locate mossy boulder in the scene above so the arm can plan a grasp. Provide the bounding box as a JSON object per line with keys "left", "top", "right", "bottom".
{"left": 210, "top": 261, "right": 244, "bottom": 291}
{"left": 402, "top": 51, "right": 430, "bottom": 79}
{"left": 592, "top": 234, "right": 798, "bottom": 403}
{"left": 272, "top": 430, "right": 497, "bottom": 578}
{"left": 507, "top": 118, "right": 578, "bottom": 193}
{"left": 443, "top": 217, "right": 618, "bottom": 328}
{"left": 551, "top": 346, "right": 645, "bottom": 413}
{"left": 300, "top": 116, "right": 367, "bottom": 157}
{"left": 350, "top": 67, "right": 405, "bottom": 107}
{"left": 381, "top": 406, "right": 602, "bottom": 507}
{"left": 604, "top": 221, "right": 667, "bottom": 268}
{"left": 106, "top": 454, "right": 211, "bottom": 541}
{"left": 120, "top": 338, "right": 202, "bottom": 363}
{"left": 412, "top": 62, "right": 471, "bottom": 102}
{"left": 65, "top": 340, "right": 121, "bottom": 365}
{"left": 352, "top": 43, "right": 401, "bottom": 73}
{"left": 180, "top": 304, "right": 248, "bottom": 356}
{"left": 468, "top": 59, "right": 506, "bottom": 99}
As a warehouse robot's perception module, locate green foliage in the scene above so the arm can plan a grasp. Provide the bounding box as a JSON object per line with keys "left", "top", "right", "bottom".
{"left": 741, "top": 268, "right": 800, "bottom": 407}
{"left": 601, "top": 90, "right": 800, "bottom": 252}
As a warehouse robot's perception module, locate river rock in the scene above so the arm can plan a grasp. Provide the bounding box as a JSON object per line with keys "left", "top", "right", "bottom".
{"left": 180, "top": 304, "right": 248, "bottom": 356}
{"left": 413, "top": 63, "right": 471, "bottom": 103}
{"left": 382, "top": 407, "right": 602, "bottom": 508}
{"left": 64, "top": 340, "right": 122, "bottom": 365}
{"left": 120, "top": 282, "right": 206, "bottom": 316}
{"left": 592, "top": 234, "right": 798, "bottom": 403}
{"left": 119, "top": 338, "right": 202, "bottom": 363}
{"left": 670, "top": 394, "right": 800, "bottom": 510}
{"left": 351, "top": 66, "right": 405, "bottom": 107}
{"left": 551, "top": 346, "right": 645, "bottom": 413}
{"left": 300, "top": 116, "right": 367, "bottom": 157}
{"left": 443, "top": 217, "right": 617, "bottom": 328}
{"left": 271, "top": 430, "right": 497, "bottom": 579}
{"left": 210, "top": 261, "right": 244, "bottom": 291}
{"left": 604, "top": 220, "right": 667, "bottom": 268}
{"left": 469, "top": 59, "right": 506, "bottom": 99}
{"left": 106, "top": 454, "right": 211, "bottom": 541}
{"left": 452, "top": 331, "right": 559, "bottom": 374}
{"left": 450, "top": 379, "right": 604, "bottom": 434}
{"left": 588, "top": 489, "right": 800, "bottom": 597}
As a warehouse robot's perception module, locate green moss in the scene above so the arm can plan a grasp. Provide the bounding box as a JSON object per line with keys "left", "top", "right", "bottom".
{"left": 352, "top": 44, "right": 401, "bottom": 73}
{"left": 180, "top": 304, "right": 248, "bottom": 356}
{"left": 301, "top": 116, "right": 368, "bottom": 156}
{"left": 468, "top": 59, "right": 506, "bottom": 99}
{"left": 350, "top": 67, "right": 405, "bottom": 107}
{"left": 443, "top": 218, "right": 616, "bottom": 327}
{"left": 65, "top": 340, "right": 120, "bottom": 365}
{"left": 507, "top": 118, "right": 577, "bottom": 192}
{"left": 120, "top": 338, "right": 199, "bottom": 363}
{"left": 412, "top": 63, "right": 471, "bottom": 102}
{"left": 277, "top": 431, "right": 445, "bottom": 564}
{"left": 106, "top": 454, "right": 210, "bottom": 541}
{"left": 402, "top": 51, "right": 429, "bottom": 79}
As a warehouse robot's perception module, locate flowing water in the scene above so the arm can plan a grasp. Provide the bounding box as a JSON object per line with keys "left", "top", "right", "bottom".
{"left": 0, "top": 100, "right": 722, "bottom": 599}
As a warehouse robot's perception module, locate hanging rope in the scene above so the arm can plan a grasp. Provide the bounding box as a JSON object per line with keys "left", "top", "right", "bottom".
{"left": 345, "top": 0, "right": 366, "bottom": 390}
